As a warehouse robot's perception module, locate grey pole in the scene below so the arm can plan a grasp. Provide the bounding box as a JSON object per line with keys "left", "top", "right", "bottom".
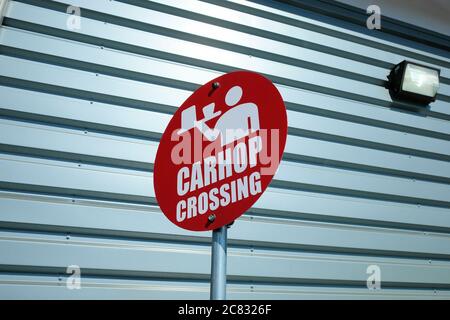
{"left": 210, "top": 225, "right": 227, "bottom": 300}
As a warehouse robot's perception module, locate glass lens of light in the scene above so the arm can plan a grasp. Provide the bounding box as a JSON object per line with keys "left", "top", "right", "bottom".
{"left": 402, "top": 63, "right": 439, "bottom": 97}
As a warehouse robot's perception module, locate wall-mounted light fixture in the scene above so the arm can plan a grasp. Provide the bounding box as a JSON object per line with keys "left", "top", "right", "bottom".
{"left": 387, "top": 60, "right": 440, "bottom": 106}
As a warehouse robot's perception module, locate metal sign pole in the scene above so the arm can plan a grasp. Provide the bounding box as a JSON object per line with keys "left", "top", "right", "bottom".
{"left": 210, "top": 225, "right": 227, "bottom": 300}
{"left": 209, "top": 82, "right": 228, "bottom": 300}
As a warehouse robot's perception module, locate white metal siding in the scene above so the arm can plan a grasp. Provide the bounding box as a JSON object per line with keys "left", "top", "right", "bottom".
{"left": 0, "top": 0, "right": 449, "bottom": 299}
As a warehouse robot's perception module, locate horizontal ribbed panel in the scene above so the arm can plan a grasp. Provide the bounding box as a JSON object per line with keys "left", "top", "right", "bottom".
{"left": 0, "top": 0, "right": 449, "bottom": 299}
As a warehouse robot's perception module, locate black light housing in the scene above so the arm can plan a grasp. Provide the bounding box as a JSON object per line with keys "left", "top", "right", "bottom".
{"left": 387, "top": 60, "right": 440, "bottom": 106}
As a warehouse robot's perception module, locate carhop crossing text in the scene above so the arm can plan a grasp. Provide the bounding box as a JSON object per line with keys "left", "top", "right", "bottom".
{"left": 176, "top": 135, "right": 263, "bottom": 222}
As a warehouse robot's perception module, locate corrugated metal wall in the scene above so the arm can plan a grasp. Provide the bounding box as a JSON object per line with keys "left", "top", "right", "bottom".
{"left": 0, "top": 0, "right": 450, "bottom": 299}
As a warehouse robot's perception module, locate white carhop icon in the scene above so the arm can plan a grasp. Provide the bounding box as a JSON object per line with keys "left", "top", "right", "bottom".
{"left": 178, "top": 86, "right": 260, "bottom": 147}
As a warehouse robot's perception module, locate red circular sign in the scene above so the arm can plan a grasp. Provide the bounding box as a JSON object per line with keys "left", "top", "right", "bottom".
{"left": 154, "top": 71, "right": 287, "bottom": 231}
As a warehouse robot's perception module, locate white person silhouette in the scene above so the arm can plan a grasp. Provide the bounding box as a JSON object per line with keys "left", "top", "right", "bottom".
{"left": 186, "top": 86, "right": 260, "bottom": 147}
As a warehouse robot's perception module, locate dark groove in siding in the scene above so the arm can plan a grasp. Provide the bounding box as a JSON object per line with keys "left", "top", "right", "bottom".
{"left": 277, "top": 0, "right": 450, "bottom": 52}
{"left": 282, "top": 153, "right": 450, "bottom": 185}
{"left": 269, "top": 180, "right": 450, "bottom": 209}
{"left": 2, "top": 42, "right": 450, "bottom": 142}
{"left": 1, "top": 131, "right": 449, "bottom": 186}
{"left": 247, "top": 207, "right": 450, "bottom": 234}
{"left": 3, "top": 43, "right": 450, "bottom": 141}
{"left": 1, "top": 169, "right": 450, "bottom": 209}
{"left": 11, "top": 0, "right": 386, "bottom": 86}
{"left": 1, "top": 265, "right": 450, "bottom": 289}
{"left": 11, "top": 0, "right": 450, "bottom": 106}
{"left": 285, "top": 102, "right": 450, "bottom": 141}
{"left": 1, "top": 104, "right": 449, "bottom": 186}
{"left": 323, "top": 0, "right": 450, "bottom": 44}
{"left": 0, "top": 108, "right": 164, "bottom": 141}
{"left": 0, "top": 75, "right": 178, "bottom": 115}
{"left": 0, "top": 45, "right": 200, "bottom": 92}
{"left": 2, "top": 94, "right": 450, "bottom": 145}
{"left": 437, "top": 94, "right": 450, "bottom": 103}
{"left": 1, "top": 110, "right": 449, "bottom": 186}
{"left": 0, "top": 221, "right": 449, "bottom": 259}
{"left": 1, "top": 222, "right": 450, "bottom": 263}
{"left": 201, "top": 0, "right": 450, "bottom": 67}
{"left": 17, "top": 0, "right": 450, "bottom": 104}
{"left": 121, "top": 0, "right": 450, "bottom": 69}
{"left": 2, "top": 230, "right": 450, "bottom": 266}
{"left": 0, "top": 182, "right": 155, "bottom": 205}
{"left": 3, "top": 18, "right": 449, "bottom": 120}
{"left": 1, "top": 75, "right": 449, "bottom": 164}
{"left": 0, "top": 144, "right": 154, "bottom": 172}
{"left": 427, "top": 111, "right": 450, "bottom": 122}
{"left": 114, "top": 0, "right": 392, "bottom": 77}
{"left": 3, "top": 205, "right": 450, "bottom": 246}
{"left": 288, "top": 127, "right": 450, "bottom": 163}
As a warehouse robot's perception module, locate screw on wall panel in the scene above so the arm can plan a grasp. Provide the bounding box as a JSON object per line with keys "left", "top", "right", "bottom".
{"left": 208, "top": 214, "right": 216, "bottom": 223}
